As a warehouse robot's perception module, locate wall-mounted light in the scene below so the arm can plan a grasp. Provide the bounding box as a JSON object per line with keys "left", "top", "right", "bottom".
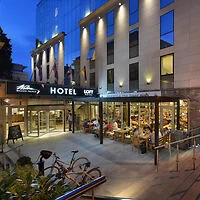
{"left": 83, "top": 26, "right": 85, "bottom": 29}
{"left": 145, "top": 75, "right": 152, "bottom": 86}
{"left": 146, "top": 81, "right": 151, "bottom": 85}
{"left": 98, "top": 16, "right": 101, "bottom": 19}
{"left": 119, "top": 83, "right": 123, "bottom": 88}
{"left": 119, "top": 2, "right": 122, "bottom": 6}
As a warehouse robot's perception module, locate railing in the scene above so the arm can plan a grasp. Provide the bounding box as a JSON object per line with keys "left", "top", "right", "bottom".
{"left": 56, "top": 176, "right": 106, "bottom": 200}
{"left": 155, "top": 127, "right": 200, "bottom": 172}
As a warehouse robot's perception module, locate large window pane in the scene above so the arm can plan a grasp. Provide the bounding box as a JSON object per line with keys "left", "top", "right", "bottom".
{"left": 161, "top": 54, "right": 173, "bottom": 75}
{"left": 107, "top": 11, "right": 114, "bottom": 36}
{"left": 90, "top": 72, "right": 95, "bottom": 88}
{"left": 129, "top": 28, "right": 139, "bottom": 58}
{"left": 107, "top": 69, "right": 114, "bottom": 91}
{"left": 107, "top": 40, "right": 114, "bottom": 65}
{"left": 90, "top": 22, "right": 95, "bottom": 45}
{"left": 129, "top": 63, "right": 139, "bottom": 91}
{"left": 129, "top": 0, "right": 139, "bottom": 26}
{"left": 160, "top": 0, "right": 174, "bottom": 9}
{"left": 160, "top": 10, "right": 174, "bottom": 49}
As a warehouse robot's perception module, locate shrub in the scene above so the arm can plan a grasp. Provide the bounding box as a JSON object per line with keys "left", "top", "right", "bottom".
{"left": 16, "top": 156, "right": 33, "bottom": 167}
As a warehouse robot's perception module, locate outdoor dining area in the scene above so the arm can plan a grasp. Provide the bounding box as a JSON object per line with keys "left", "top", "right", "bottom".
{"left": 74, "top": 96, "right": 188, "bottom": 163}
{"left": 82, "top": 117, "right": 171, "bottom": 154}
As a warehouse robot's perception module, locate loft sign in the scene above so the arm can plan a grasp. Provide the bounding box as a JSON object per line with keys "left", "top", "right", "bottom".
{"left": 50, "top": 87, "right": 77, "bottom": 95}
{"left": 84, "top": 89, "right": 93, "bottom": 96}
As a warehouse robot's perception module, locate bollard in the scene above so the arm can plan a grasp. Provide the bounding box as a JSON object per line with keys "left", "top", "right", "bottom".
{"left": 156, "top": 149, "right": 159, "bottom": 172}
{"left": 37, "top": 157, "right": 44, "bottom": 176}
{"left": 92, "top": 188, "right": 94, "bottom": 200}
{"left": 176, "top": 143, "right": 179, "bottom": 172}
{"left": 192, "top": 139, "right": 196, "bottom": 170}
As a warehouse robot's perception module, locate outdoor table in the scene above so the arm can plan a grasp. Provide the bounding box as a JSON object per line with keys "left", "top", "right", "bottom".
{"left": 114, "top": 128, "right": 132, "bottom": 143}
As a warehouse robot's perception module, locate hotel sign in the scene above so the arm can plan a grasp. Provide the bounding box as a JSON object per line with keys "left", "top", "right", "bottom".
{"left": 7, "top": 82, "right": 98, "bottom": 98}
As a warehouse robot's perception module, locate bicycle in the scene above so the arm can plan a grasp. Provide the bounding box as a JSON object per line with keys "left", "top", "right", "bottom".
{"left": 43, "top": 152, "right": 101, "bottom": 189}
{"left": 40, "top": 149, "right": 90, "bottom": 172}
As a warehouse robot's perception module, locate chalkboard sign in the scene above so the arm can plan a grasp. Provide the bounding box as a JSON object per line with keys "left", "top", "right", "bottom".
{"left": 7, "top": 125, "right": 23, "bottom": 144}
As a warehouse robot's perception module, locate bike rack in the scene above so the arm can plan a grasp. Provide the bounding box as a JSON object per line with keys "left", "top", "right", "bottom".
{"left": 56, "top": 175, "right": 106, "bottom": 200}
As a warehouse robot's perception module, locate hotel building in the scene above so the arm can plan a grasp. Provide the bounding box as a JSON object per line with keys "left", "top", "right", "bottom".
{"left": 2, "top": 0, "right": 200, "bottom": 145}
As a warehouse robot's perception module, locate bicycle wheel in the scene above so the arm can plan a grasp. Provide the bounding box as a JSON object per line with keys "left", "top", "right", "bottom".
{"left": 72, "top": 157, "right": 90, "bottom": 172}
{"left": 82, "top": 168, "right": 102, "bottom": 184}
{"left": 44, "top": 166, "right": 61, "bottom": 178}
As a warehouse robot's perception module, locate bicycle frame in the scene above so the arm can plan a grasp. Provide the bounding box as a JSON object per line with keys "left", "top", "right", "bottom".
{"left": 51, "top": 151, "right": 78, "bottom": 172}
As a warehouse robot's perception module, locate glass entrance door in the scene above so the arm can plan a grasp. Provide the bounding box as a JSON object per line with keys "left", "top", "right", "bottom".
{"left": 160, "top": 104, "right": 175, "bottom": 134}
{"left": 49, "top": 110, "right": 64, "bottom": 131}
{"left": 39, "top": 111, "right": 47, "bottom": 133}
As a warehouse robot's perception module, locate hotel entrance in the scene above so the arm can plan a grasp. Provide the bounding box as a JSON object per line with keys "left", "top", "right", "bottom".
{"left": 27, "top": 106, "right": 68, "bottom": 137}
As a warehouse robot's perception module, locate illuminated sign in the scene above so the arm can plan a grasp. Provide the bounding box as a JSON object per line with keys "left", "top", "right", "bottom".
{"left": 16, "top": 84, "right": 40, "bottom": 94}
{"left": 7, "top": 82, "right": 98, "bottom": 98}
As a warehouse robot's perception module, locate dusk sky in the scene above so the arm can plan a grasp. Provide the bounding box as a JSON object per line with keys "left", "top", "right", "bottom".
{"left": 0, "top": 0, "right": 40, "bottom": 78}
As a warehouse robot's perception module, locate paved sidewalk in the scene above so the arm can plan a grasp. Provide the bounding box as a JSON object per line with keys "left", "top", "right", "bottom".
{"left": 1, "top": 131, "right": 200, "bottom": 200}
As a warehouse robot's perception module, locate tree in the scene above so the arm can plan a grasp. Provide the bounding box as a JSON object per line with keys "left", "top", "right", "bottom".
{"left": 0, "top": 27, "right": 13, "bottom": 79}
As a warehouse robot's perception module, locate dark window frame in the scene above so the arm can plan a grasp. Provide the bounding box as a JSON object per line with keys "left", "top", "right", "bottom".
{"left": 107, "top": 10, "right": 114, "bottom": 37}
{"left": 160, "top": 10, "right": 174, "bottom": 49}
{"left": 160, "top": 53, "right": 174, "bottom": 90}
{"left": 129, "top": 0, "right": 139, "bottom": 26}
{"left": 90, "top": 22, "right": 96, "bottom": 45}
{"left": 90, "top": 72, "right": 95, "bottom": 88}
{"left": 129, "top": 28, "right": 139, "bottom": 58}
{"left": 160, "top": 0, "right": 174, "bottom": 9}
{"left": 129, "top": 63, "right": 139, "bottom": 91}
{"left": 107, "top": 40, "right": 114, "bottom": 65}
{"left": 107, "top": 68, "right": 114, "bottom": 91}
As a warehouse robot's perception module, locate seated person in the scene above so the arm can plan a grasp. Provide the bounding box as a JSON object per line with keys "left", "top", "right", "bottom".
{"left": 83, "top": 119, "right": 89, "bottom": 128}
{"left": 163, "top": 127, "right": 170, "bottom": 135}
{"left": 92, "top": 119, "right": 100, "bottom": 137}
{"left": 112, "top": 120, "right": 118, "bottom": 131}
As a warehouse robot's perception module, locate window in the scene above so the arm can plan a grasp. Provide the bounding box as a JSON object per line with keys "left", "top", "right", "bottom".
{"left": 161, "top": 54, "right": 173, "bottom": 75}
{"left": 87, "top": 48, "right": 95, "bottom": 69}
{"left": 46, "top": 48, "right": 50, "bottom": 63}
{"left": 160, "top": 0, "right": 174, "bottom": 9}
{"left": 107, "top": 10, "right": 114, "bottom": 36}
{"left": 129, "top": 0, "right": 139, "bottom": 26}
{"left": 107, "top": 40, "right": 114, "bottom": 65}
{"left": 47, "top": 64, "right": 49, "bottom": 80}
{"left": 90, "top": 72, "right": 95, "bottom": 88}
{"left": 129, "top": 28, "right": 139, "bottom": 58}
{"left": 160, "top": 10, "right": 174, "bottom": 49}
{"left": 90, "top": 22, "right": 95, "bottom": 45}
{"left": 107, "top": 69, "right": 114, "bottom": 91}
{"left": 129, "top": 63, "right": 139, "bottom": 91}
{"left": 160, "top": 54, "right": 174, "bottom": 89}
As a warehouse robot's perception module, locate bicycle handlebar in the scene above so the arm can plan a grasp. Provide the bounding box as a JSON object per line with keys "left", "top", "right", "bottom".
{"left": 71, "top": 150, "right": 79, "bottom": 154}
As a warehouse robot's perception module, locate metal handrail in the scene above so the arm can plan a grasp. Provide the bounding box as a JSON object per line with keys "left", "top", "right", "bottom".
{"left": 154, "top": 127, "right": 200, "bottom": 172}
{"left": 154, "top": 133, "right": 200, "bottom": 150}
{"left": 155, "top": 127, "right": 200, "bottom": 149}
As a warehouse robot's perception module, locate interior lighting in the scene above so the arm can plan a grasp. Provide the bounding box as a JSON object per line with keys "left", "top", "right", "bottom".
{"left": 98, "top": 16, "right": 101, "bottom": 19}
{"left": 119, "top": 2, "right": 122, "bottom": 6}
